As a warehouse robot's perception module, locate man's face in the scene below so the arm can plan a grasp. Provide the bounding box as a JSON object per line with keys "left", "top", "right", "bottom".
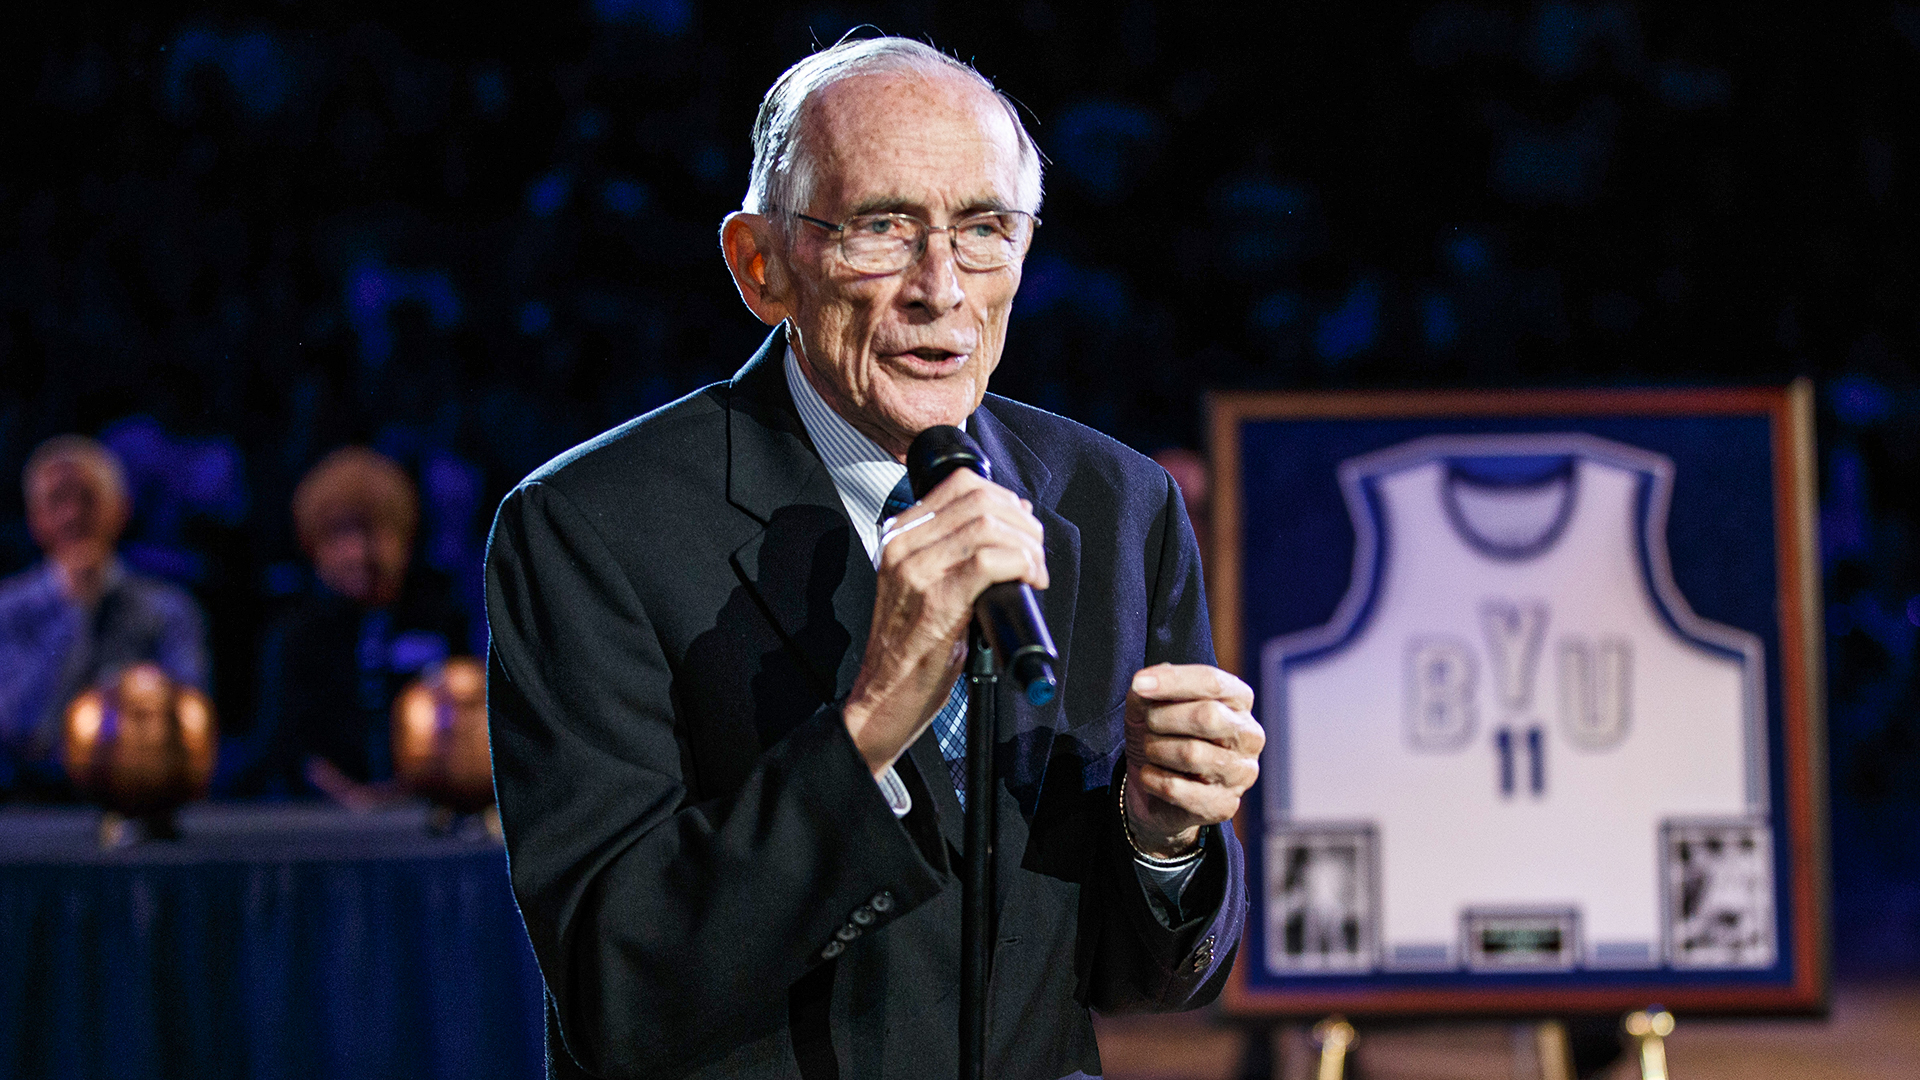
{"left": 27, "top": 459, "right": 125, "bottom": 570}
{"left": 777, "top": 72, "right": 1030, "bottom": 456}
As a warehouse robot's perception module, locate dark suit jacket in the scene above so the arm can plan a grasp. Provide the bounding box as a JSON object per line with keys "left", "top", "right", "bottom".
{"left": 485, "top": 334, "right": 1247, "bottom": 1080}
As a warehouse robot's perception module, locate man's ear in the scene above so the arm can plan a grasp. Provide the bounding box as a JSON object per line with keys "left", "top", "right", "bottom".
{"left": 720, "top": 212, "right": 792, "bottom": 327}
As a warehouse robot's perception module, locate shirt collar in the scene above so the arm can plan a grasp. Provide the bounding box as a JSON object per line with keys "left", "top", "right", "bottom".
{"left": 783, "top": 346, "right": 907, "bottom": 563}
{"left": 32, "top": 556, "right": 126, "bottom": 606}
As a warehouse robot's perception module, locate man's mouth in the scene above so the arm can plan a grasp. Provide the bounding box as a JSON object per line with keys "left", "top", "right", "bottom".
{"left": 890, "top": 347, "right": 968, "bottom": 371}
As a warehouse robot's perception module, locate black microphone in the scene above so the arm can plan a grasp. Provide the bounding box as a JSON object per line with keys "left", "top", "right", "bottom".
{"left": 906, "top": 425, "right": 1060, "bottom": 706}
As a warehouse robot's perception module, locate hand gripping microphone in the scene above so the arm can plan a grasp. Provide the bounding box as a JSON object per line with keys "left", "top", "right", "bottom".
{"left": 906, "top": 425, "right": 1061, "bottom": 706}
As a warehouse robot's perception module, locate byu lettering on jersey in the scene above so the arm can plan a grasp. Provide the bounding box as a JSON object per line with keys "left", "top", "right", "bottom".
{"left": 1259, "top": 434, "right": 1774, "bottom": 977}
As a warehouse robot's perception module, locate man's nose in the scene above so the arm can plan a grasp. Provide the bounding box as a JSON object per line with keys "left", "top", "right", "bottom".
{"left": 899, "top": 230, "right": 966, "bottom": 316}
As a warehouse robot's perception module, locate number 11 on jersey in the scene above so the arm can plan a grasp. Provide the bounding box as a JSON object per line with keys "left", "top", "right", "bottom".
{"left": 1496, "top": 725, "right": 1546, "bottom": 797}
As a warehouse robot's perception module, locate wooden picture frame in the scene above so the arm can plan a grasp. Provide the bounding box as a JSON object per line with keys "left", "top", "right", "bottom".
{"left": 1210, "top": 383, "right": 1827, "bottom": 1016}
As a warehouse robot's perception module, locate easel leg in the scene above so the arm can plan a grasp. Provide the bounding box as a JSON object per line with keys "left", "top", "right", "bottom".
{"left": 1624, "top": 1009, "right": 1674, "bottom": 1080}
{"left": 1534, "top": 1019, "right": 1575, "bottom": 1080}
{"left": 1311, "top": 1016, "right": 1355, "bottom": 1080}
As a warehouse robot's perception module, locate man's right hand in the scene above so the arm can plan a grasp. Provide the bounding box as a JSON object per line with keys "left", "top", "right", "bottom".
{"left": 842, "top": 467, "right": 1048, "bottom": 775}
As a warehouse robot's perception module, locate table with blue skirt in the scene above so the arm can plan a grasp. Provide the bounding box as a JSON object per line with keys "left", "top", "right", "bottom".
{"left": 0, "top": 803, "right": 546, "bottom": 1079}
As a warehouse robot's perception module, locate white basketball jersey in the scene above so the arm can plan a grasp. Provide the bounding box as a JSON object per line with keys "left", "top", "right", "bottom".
{"left": 1261, "top": 433, "right": 1766, "bottom": 971}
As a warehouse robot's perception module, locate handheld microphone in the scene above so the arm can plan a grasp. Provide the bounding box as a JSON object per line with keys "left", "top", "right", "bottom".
{"left": 906, "top": 426, "right": 1060, "bottom": 706}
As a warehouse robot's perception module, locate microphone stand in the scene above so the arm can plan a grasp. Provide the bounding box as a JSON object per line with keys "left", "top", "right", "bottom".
{"left": 958, "top": 625, "right": 997, "bottom": 1080}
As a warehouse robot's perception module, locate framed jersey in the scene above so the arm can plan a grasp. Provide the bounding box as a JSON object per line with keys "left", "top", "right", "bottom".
{"left": 1210, "top": 384, "right": 1826, "bottom": 1016}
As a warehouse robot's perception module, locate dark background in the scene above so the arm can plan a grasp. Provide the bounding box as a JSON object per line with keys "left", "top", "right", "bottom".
{"left": 3, "top": 2, "right": 1916, "bottom": 979}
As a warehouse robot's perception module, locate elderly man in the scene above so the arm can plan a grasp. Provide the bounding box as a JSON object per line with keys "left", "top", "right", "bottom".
{"left": 486, "top": 37, "right": 1260, "bottom": 1080}
{"left": 0, "top": 435, "right": 207, "bottom": 798}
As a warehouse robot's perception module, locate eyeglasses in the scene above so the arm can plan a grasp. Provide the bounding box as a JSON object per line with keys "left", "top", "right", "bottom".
{"left": 785, "top": 209, "right": 1039, "bottom": 273}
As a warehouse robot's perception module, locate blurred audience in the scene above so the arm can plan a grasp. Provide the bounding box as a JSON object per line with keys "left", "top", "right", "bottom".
{"left": 0, "top": 436, "right": 208, "bottom": 799}
{"left": 229, "top": 448, "right": 469, "bottom": 807}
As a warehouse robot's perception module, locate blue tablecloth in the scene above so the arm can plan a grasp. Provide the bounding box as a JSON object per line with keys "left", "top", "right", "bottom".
{"left": 0, "top": 804, "right": 545, "bottom": 1079}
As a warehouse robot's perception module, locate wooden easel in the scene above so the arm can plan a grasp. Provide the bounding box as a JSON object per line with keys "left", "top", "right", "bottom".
{"left": 1252, "top": 1010, "right": 1673, "bottom": 1080}
{"left": 1516, "top": 1010, "right": 1676, "bottom": 1080}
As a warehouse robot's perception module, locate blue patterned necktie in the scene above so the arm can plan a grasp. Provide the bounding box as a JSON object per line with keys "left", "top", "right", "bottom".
{"left": 881, "top": 475, "right": 969, "bottom": 806}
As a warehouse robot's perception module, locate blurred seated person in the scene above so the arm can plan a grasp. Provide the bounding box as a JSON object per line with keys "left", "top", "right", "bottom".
{"left": 0, "top": 435, "right": 208, "bottom": 799}
{"left": 232, "top": 447, "right": 469, "bottom": 807}
{"left": 1150, "top": 446, "right": 1212, "bottom": 558}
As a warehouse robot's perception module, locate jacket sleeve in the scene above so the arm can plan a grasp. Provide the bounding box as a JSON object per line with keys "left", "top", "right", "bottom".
{"left": 485, "top": 480, "right": 950, "bottom": 1078}
{"left": 1084, "top": 468, "right": 1249, "bottom": 1014}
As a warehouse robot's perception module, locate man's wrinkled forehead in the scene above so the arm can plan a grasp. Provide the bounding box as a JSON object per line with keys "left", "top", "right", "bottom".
{"left": 799, "top": 71, "right": 1025, "bottom": 214}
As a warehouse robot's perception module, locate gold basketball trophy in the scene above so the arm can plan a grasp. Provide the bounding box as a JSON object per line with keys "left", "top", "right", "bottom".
{"left": 391, "top": 656, "right": 500, "bottom": 838}
{"left": 63, "top": 662, "right": 217, "bottom": 846}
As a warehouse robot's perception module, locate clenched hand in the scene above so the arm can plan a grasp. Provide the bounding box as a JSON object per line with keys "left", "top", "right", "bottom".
{"left": 843, "top": 468, "right": 1047, "bottom": 775}
{"left": 1123, "top": 663, "right": 1262, "bottom": 857}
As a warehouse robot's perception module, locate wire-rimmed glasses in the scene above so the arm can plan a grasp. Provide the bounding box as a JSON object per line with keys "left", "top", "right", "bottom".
{"left": 786, "top": 209, "right": 1039, "bottom": 273}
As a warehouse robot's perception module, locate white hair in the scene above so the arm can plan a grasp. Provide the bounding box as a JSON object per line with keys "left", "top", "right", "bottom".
{"left": 742, "top": 37, "right": 1044, "bottom": 224}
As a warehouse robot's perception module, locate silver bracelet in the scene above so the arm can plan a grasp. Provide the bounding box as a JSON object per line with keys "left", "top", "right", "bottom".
{"left": 1118, "top": 771, "right": 1205, "bottom": 869}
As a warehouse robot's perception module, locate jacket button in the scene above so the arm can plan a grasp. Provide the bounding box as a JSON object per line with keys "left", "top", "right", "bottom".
{"left": 822, "top": 940, "right": 845, "bottom": 960}
{"left": 1191, "top": 933, "right": 1216, "bottom": 972}
{"left": 835, "top": 923, "right": 861, "bottom": 942}
{"left": 871, "top": 891, "right": 894, "bottom": 913}
{"left": 851, "top": 906, "right": 876, "bottom": 926}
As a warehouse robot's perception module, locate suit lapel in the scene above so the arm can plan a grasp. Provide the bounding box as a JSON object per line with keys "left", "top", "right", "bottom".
{"left": 972, "top": 404, "right": 1081, "bottom": 822}
{"left": 725, "top": 333, "right": 877, "bottom": 715}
